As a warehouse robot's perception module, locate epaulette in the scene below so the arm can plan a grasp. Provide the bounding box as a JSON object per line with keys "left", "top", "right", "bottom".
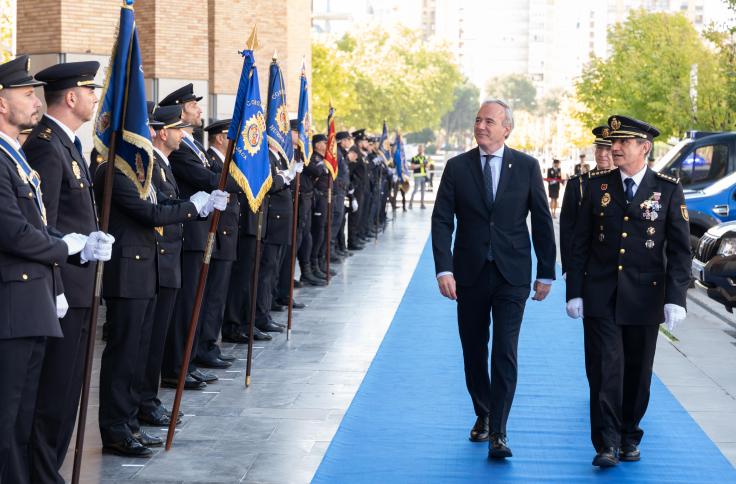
{"left": 568, "top": 172, "right": 583, "bottom": 181}
{"left": 655, "top": 172, "right": 679, "bottom": 184}
{"left": 37, "top": 127, "right": 52, "bottom": 141}
{"left": 587, "top": 168, "right": 615, "bottom": 179}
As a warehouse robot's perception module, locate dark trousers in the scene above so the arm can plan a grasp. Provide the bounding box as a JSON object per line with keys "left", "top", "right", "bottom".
{"left": 359, "top": 188, "right": 375, "bottom": 236}
{"left": 337, "top": 210, "right": 348, "bottom": 250}
{"left": 594, "top": 315, "right": 659, "bottom": 449}
{"left": 162, "top": 251, "right": 205, "bottom": 379}
{"left": 275, "top": 243, "right": 292, "bottom": 301}
{"left": 455, "top": 261, "right": 529, "bottom": 435}
{"left": 197, "top": 259, "right": 233, "bottom": 360}
{"left": 331, "top": 193, "right": 346, "bottom": 248}
{"left": 31, "top": 308, "right": 89, "bottom": 483}
{"left": 139, "top": 287, "right": 177, "bottom": 417}
{"left": 99, "top": 298, "right": 156, "bottom": 444}
{"left": 255, "top": 243, "right": 284, "bottom": 326}
{"left": 347, "top": 189, "right": 363, "bottom": 245}
{"left": 310, "top": 194, "right": 328, "bottom": 262}
{"left": 582, "top": 317, "right": 604, "bottom": 452}
{"left": 223, "top": 235, "right": 256, "bottom": 336}
{"left": 0, "top": 337, "right": 45, "bottom": 484}
{"left": 297, "top": 193, "right": 313, "bottom": 266}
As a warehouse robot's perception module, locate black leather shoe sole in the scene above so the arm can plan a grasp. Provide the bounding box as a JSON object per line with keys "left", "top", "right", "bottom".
{"left": 592, "top": 454, "right": 619, "bottom": 467}
{"left": 488, "top": 446, "right": 513, "bottom": 459}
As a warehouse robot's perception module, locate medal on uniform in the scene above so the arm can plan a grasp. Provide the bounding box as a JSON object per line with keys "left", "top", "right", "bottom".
{"left": 601, "top": 193, "right": 611, "bottom": 207}
{"left": 641, "top": 193, "right": 661, "bottom": 221}
{"left": 598, "top": 233, "right": 605, "bottom": 242}
{"left": 645, "top": 240, "right": 655, "bottom": 249}
{"left": 647, "top": 227, "right": 655, "bottom": 236}
{"left": 71, "top": 160, "right": 82, "bottom": 179}
{"left": 160, "top": 167, "right": 166, "bottom": 183}
{"left": 601, "top": 184, "right": 608, "bottom": 191}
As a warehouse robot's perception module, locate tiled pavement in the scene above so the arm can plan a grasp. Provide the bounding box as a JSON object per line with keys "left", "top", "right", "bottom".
{"left": 61, "top": 208, "right": 431, "bottom": 483}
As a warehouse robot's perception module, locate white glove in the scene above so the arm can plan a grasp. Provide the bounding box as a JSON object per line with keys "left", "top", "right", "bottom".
{"left": 348, "top": 188, "right": 355, "bottom": 195}
{"left": 81, "top": 231, "right": 115, "bottom": 262}
{"left": 189, "top": 191, "right": 209, "bottom": 215}
{"left": 351, "top": 199, "right": 359, "bottom": 212}
{"left": 56, "top": 293, "right": 69, "bottom": 319}
{"left": 278, "top": 169, "right": 294, "bottom": 185}
{"left": 664, "top": 303, "right": 686, "bottom": 331}
{"left": 209, "top": 190, "right": 229, "bottom": 211}
{"left": 293, "top": 161, "right": 304, "bottom": 174}
{"left": 62, "top": 233, "right": 88, "bottom": 256}
{"left": 566, "top": 297, "right": 584, "bottom": 319}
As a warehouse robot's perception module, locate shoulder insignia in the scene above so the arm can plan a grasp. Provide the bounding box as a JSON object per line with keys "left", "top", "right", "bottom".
{"left": 568, "top": 172, "right": 583, "bottom": 181}
{"left": 588, "top": 168, "right": 614, "bottom": 179}
{"left": 655, "top": 172, "right": 679, "bottom": 184}
{"left": 37, "top": 131, "right": 51, "bottom": 141}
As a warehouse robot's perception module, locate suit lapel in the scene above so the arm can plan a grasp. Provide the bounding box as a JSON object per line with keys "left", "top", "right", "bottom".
{"left": 467, "top": 147, "right": 492, "bottom": 211}
{"left": 494, "top": 145, "right": 513, "bottom": 201}
{"left": 44, "top": 116, "right": 91, "bottom": 183}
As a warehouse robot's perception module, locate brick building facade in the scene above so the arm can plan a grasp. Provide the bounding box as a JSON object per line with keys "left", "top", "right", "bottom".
{"left": 15, "top": 0, "right": 312, "bottom": 152}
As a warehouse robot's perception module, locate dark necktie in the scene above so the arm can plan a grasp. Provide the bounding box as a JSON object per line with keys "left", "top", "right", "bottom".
{"left": 624, "top": 178, "right": 635, "bottom": 203}
{"left": 73, "top": 136, "right": 84, "bottom": 158}
{"left": 483, "top": 155, "right": 495, "bottom": 203}
{"left": 73, "top": 136, "right": 91, "bottom": 181}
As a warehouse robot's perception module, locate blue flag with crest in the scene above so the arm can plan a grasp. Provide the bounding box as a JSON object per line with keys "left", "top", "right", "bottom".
{"left": 393, "top": 131, "right": 407, "bottom": 180}
{"left": 266, "top": 58, "right": 293, "bottom": 163}
{"left": 378, "top": 121, "right": 391, "bottom": 163}
{"left": 227, "top": 46, "right": 271, "bottom": 213}
{"left": 93, "top": 0, "right": 153, "bottom": 199}
{"left": 296, "top": 61, "right": 311, "bottom": 164}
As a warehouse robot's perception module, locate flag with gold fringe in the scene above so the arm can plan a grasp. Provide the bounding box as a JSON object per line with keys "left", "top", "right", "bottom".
{"left": 266, "top": 56, "right": 293, "bottom": 163}
{"left": 93, "top": 0, "right": 153, "bottom": 199}
{"left": 297, "top": 59, "right": 311, "bottom": 165}
{"left": 324, "top": 104, "right": 338, "bottom": 180}
{"left": 227, "top": 36, "right": 271, "bottom": 213}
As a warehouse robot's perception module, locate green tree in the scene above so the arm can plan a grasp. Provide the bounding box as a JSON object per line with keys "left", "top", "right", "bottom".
{"left": 441, "top": 80, "right": 480, "bottom": 147}
{"left": 312, "top": 27, "right": 463, "bottom": 134}
{"left": 575, "top": 10, "right": 734, "bottom": 139}
{"left": 484, "top": 74, "right": 537, "bottom": 112}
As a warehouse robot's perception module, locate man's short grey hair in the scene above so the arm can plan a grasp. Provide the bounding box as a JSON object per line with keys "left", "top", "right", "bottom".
{"left": 480, "top": 99, "right": 514, "bottom": 132}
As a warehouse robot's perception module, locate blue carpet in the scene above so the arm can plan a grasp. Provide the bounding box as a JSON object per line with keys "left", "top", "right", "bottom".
{"left": 313, "top": 237, "right": 736, "bottom": 483}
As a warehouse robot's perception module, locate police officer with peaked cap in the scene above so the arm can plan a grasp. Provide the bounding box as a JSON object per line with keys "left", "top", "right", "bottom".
{"left": 0, "top": 55, "right": 112, "bottom": 482}
{"left": 22, "top": 60, "right": 109, "bottom": 483}
{"left": 566, "top": 115, "right": 690, "bottom": 467}
{"left": 347, "top": 129, "right": 368, "bottom": 249}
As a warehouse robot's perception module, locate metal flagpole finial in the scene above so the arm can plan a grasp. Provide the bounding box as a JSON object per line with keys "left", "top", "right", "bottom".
{"left": 272, "top": 50, "right": 278, "bottom": 61}
{"left": 246, "top": 25, "right": 259, "bottom": 51}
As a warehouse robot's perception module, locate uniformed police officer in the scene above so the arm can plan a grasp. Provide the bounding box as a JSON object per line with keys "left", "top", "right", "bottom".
{"left": 557, "top": 125, "right": 612, "bottom": 455}
{"left": 347, "top": 130, "right": 368, "bottom": 249}
{"left": 309, "top": 134, "right": 335, "bottom": 279}
{"left": 139, "top": 105, "right": 198, "bottom": 425}
{"left": 331, "top": 131, "right": 352, "bottom": 262}
{"left": 22, "top": 60, "right": 107, "bottom": 483}
{"left": 566, "top": 115, "right": 690, "bottom": 467}
{"left": 0, "top": 56, "right": 112, "bottom": 482}
{"left": 159, "top": 84, "right": 239, "bottom": 387}
{"left": 94, "top": 115, "right": 227, "bottom": 456}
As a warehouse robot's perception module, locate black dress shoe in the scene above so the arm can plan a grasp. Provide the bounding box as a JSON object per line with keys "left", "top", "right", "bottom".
{"left": 161, "top": 375, "right": 206, "bottom": 390}
{"left": 195, "top": 355, "right": 232, "bottom": 369}
{"left": 257, "top": 321, "right": 285, "bottom": 333}
{"left": 253, "top": 327, "right": 273, "bottom": 340}
{"left": 348, "top": 243, "right": 364, "bottom": 250}
{"left": 271, "top": 302, "right": 286, "bottom": 312}
{"left": 469, "top": 416, "right": 489, "bottom": 442}
{"left": 132, "top": 430, "right": 163, "bottom": 447}
{"left": 103, "top": 437, "right": 153, "bottom": 457}
{"left": 218, "top": 353, "right": 236, "bottom": 362}
{"left": 274, "top": 298, "right": 305, "bottom": 309}
{"left": 162, "top": 406, "right": 184, "bottom": 418}
{"left": 488, "top": 433, "right": 512, "bottom": 459}
{"left": 592, "top": 447, "right": 619, "bottom": 467}
{"left": 222, "top": 331, "right": 249, "bottom": 343}
{"left": 620, "top": 444, "right": 640, "bottom": 462}
{"left": 301, "top": 273, "right": 327, "bottom": 286}
{"left": 293, "top": 279, "right": 303, "bottom": 288}
{"left": 189, "top": 368, "right": 218, "bottom": 383}
{"left": 138, "top": 411, "right": 179, "bottom": 427}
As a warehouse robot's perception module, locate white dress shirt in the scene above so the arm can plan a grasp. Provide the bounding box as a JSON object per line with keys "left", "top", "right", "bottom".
{"left": 209, "top": 146, "right": 225, "bottom": 163}
{"left": 620, "top": 164, "right": 648, "bottom": 197}
{"left": 44, "top": 114, "right": 76, "bottom": 144}
{"left": 152, "top": 146, "right": 170, "bottom": 166}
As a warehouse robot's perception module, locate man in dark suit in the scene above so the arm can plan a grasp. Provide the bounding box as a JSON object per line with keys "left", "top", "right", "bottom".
{"left": 566, "top": 115, "right": 690, "bottom": 467}
{"left": 22, "top": 60, "right": 106, "bottom": 483}
{"left": 431, "top": 99, "right": 556, "bottom": 459}
{"left": 0, "top": 56, "right": 112, "bottom": 482}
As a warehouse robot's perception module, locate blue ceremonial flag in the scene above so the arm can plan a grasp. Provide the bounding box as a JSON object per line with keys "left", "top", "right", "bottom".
{"left": 227, "top": 44, "right": 271, "bottom": 213}
{"left": 296, "top": 60, "right": 311, "bottom": 164}
{"left": 93, "top": 0, "right": 153, "bottom": 199}
{"left": 378, "top": 121, "right": 391, "bottom": 163}
{"left": 266, "top": 57, "right": 293, "bottom": 163}
{"left": 393, "top": 131, "right": 407, "bottom": 180}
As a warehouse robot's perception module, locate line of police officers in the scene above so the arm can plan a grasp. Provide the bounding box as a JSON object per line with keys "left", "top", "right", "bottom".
{"left": 0, "top": 56, "right": 404, "bottom": 481}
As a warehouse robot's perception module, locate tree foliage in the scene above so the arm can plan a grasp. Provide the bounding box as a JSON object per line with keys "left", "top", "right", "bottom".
{"left": 484, "top": 74, "right": 537, "bottom": 112}
{"left": 575, "top": 10, "right": 734, "bottom": 139}
{"left": 312, "top": 27, "right": 463, "bottom": 134}
{"left": 441, "top": 80, "right": 480, "bottom": 147}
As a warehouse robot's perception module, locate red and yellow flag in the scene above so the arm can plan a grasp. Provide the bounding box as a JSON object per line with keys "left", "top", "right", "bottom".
{"left": 324, "top": 104, "right": 338, "bottom": 180}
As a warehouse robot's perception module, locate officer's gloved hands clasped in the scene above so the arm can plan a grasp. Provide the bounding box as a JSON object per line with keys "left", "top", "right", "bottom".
{"left": 293, "top": 161, "right": 304, "bottom": 175}
{"left": 566, "top": 297, "right": 584, "bottom": 319}
{"left": 207, "top": 190, "right": 229, "bottom": 212}
{"left": 189, "top": 191, "right": 209, "bottom": 215}
{"left": 664, "top": 304, "right": 686, "bottom": 332}
{"left": 56, "top": 293, "right": 69, "bottom": 319}
{"left": 62, "top": 233, "right": 88, "bottom": 255}
{"left": 81, "top": 231, "right": 115, "bottom": 262}
{"left": 351, "top": 199, "right": 359, "bottom": 213}
{"left": 278, "top": 169, "right": 294, "bottom": 185}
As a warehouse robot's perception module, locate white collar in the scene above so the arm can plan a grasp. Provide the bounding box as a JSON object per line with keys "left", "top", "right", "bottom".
{"left": 479, "top": 144, "right": 505, "bottom": 159}
{"left": 620, "top": 164, "right": 647, "bottom": 186}
{"left": 152, "top": 146, "right": 170, "bottom": 166}
{"left": 210, "top": 146, "right": 225, "bottom": 163}
{"left": 0, "top": 130, "right": 21, "bottom": 151}
{"left": 44, "top": 114, "right": 76, "bottom": 144}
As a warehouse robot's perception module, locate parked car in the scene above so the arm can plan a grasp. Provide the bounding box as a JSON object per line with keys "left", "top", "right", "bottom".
{"left": 691, "top": 221, "right": 736, "bottom": 312}
{"left": 654, "top": 132, "right": 736, "bottom": 248}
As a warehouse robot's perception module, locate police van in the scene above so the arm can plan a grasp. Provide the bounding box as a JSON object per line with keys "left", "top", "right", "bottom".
{"left": 654, "top": 132, "right": 736, "bottom": 249}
